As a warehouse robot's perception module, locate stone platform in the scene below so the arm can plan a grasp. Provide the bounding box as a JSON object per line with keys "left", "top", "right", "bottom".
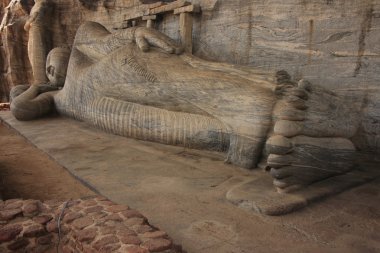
{"left": 1, "top": 111, "right": 380, "bottom": 253}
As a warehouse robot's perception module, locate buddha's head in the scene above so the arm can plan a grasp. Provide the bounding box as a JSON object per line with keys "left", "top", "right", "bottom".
{"left": 46, "top": 47, "right": 71, "bottom": 87}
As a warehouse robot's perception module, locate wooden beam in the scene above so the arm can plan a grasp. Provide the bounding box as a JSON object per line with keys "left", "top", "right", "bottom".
{"left": 123, "top": 2, "right": 163, "bottom": 21}
{"left": 124, "top": 10, "right": 144, "bottom": 21}
{"left": 142, "top": 15, "right": 157, "bottom": 28}
{"left": 148, "top": 0, "right": 190, "bottom": 15}
{"left": 142, "top": 15, "right": 157, "bottom": 20}
{"left": 173, "top": 4, "right": 200, "bottom": 15}
{"left": 179, "top": 12, "right": 193, "bottom": 53}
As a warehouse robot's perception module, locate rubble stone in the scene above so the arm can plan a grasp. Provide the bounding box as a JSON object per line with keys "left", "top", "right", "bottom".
{"left": 0, "top": 208, "right": 22, "bottom": 221}
{"left": 7, "top": 237, "right": 30, "bottom": 250}
{"left": 141, "top": 238, "right": 173, "bottom": 252}
{"left": 72, "top": 216, "right": 94, "bottom": 230}
{"left": 23, "top": 224, "right": 46, "bottom": 237}
{"left": 77, "top": 227, "right": 97, "bottom": 243}
{"left": 0, "top": 197, "right": 178, "bottom": 252}
{"left": 0, "top": 224, "right": 23, "bottom": 242}
{"left": 93, "top": 235, "right": 119, "bottom": 250}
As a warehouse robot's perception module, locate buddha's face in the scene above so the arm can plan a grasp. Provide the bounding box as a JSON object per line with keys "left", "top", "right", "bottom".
{"left": 46, "top": 47, "right": 70, "bottom": 87}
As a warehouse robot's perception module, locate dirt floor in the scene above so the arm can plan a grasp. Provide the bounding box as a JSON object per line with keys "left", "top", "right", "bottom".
{"left": 0, "top": 123, "right": 94, "bottom": 200}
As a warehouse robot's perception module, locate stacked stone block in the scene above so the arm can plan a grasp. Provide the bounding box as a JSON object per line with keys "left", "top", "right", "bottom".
{"left": 0, "top": 196, "right": 181, "bottom": 252}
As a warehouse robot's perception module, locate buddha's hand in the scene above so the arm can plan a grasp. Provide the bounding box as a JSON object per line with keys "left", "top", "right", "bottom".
{"left": 134, "top": 27, "right": 183, "bottom": 54}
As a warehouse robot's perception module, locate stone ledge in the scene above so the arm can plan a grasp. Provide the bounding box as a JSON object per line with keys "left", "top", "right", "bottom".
{"left": 226, "top": 166, "right": 380, "bottom": 216}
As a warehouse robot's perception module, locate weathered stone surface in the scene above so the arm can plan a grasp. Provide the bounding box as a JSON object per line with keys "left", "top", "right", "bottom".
{"left": 98, "top": 200, "right": 115, "bottom": 206}
{"left": 77, "top": 227, "right": 97, "bottom": 243}
{"left": 0, "top": 0, "right": 33, "bottom": 101}
{"left": 43, "top": 200, "right": 61, "bottom": 208}
{"left": 37, "top": 234, "right": 53, "bottom": 245}
{"left": 66, "top": 200, "right": 81, "bottom": 208}
{"left": 99, "top": 226, "right": 115, "bottom": 235}
{"left": 125, "top": 245, "right": 149, "bottom": 253}
{"left": 33, "top": 215, "right": 53, "bottom": 225}
{"left": 106, "top": 205, "right": 129, "bottom": 213}
{"left": 93, "top": 235, "right": 119, "bottom": 250}
{"left": 82, "top": 245, "right": 94, "bottom": 253}
{"left": 119, "top": 235, "right": 141, "bottom": 245}
{"left": 4, "top": 201, "right": 23, "bottom": 210}
{"left": 0, "top": 208, "right": 22, "bottom": 220}
{"left": 46, "top": 220, "right": 58, "bottom": 233}
{"left": 63, "top": 211, "right": 82, "bottom": 223}
{"left": 0, "top": 223, "right": 22, "bottom": 242}
{"left": 23, "top": 224, "right": 46, "bottom": 237}
{"left": 61, "top": 245, "right": 74, "bottom": 253}
{"left": 22, "top": 201, "right": 40, "bottom": 217}
{"left": 4, "top": 199, "right": 21, "bottom": 205}
{"left": 82, "top": 199, "right": 97, "bottom": 207}
{"left": 46, "top": 219, "right": 69, "bottom": 234}
{"left": 24, "top": 0, "right": 52, "bottom": 85}
{"left": 72, "top": 216, "right": 94, "bottom": 230}
{"left": 133, "top": 224, "right": 154, "bottom": 234}
{"left": 141, "top": 238, "right": 172, "bottom": 252}
{"left": 122, "top": 210, "right": 145, "bottom": 219}
{"left": 33, "top": 245, "right": 51, "bottom": 253}
{"left": 142, "top": 230, "right": 167, "bottom": 239}
{"left": 98, "top": 243, "right": 121, "bottom": 252}
{"left": 92, "top": 212, "right": 108, "bottom": 220}
{"left": 95, "top": 196, "right": 108, "bottom": 202}
{"left": 46, "top": 221, "right": 58, "bottom": 232}
{"left": 104, "top": 214, "right": 122, "bottom": 222}
{"left": 7, "top": 237, "right": 29, "bottom": 250}
{"left": 84, "top": 205, "right": 103, "bottom": 214}
{"left": 117, "top": 228, "right": 137, "bottom": 237}
{"left": 124, "top": 218, "right": 146, "bottom": 227}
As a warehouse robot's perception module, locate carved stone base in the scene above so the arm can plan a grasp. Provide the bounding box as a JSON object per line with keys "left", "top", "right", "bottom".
{"left": 226, "top": 166, "right": 380, "bottom": 216}
{"left": 1, "top": 111, "right": 379, "bottom": 218}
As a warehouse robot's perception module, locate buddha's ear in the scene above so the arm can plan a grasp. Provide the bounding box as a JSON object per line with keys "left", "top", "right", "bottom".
{"left": 46, "top": 65, "right": 55, "bottom": 76}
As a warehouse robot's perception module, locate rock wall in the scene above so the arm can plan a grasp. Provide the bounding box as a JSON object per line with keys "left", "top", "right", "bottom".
{"left": 1, "top": 0, "right": 379, "bottom": 154}
{"left": 0, "top": 0, "right": 33, "bottom": 101}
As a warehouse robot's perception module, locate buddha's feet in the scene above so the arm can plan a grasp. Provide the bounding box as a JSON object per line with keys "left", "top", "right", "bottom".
{"left": 266, "top": 72, "right": 358, "bottom": 193}
{"left": 266, "top": 135, "right": 355, "bottom": 193}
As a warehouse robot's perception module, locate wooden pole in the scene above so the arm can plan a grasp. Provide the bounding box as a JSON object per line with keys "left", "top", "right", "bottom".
{"left": 179, "top": 12, "right": 193, "bottom": 53}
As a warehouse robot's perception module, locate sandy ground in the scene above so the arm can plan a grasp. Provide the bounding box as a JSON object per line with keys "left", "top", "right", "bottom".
{"left": 0, "top": 123, "right": 94, "bottom": 200}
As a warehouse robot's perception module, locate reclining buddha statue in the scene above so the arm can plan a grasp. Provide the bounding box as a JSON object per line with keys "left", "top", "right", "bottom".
{"left": 11, "top": 21, "right": 359, "bottom": 193}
